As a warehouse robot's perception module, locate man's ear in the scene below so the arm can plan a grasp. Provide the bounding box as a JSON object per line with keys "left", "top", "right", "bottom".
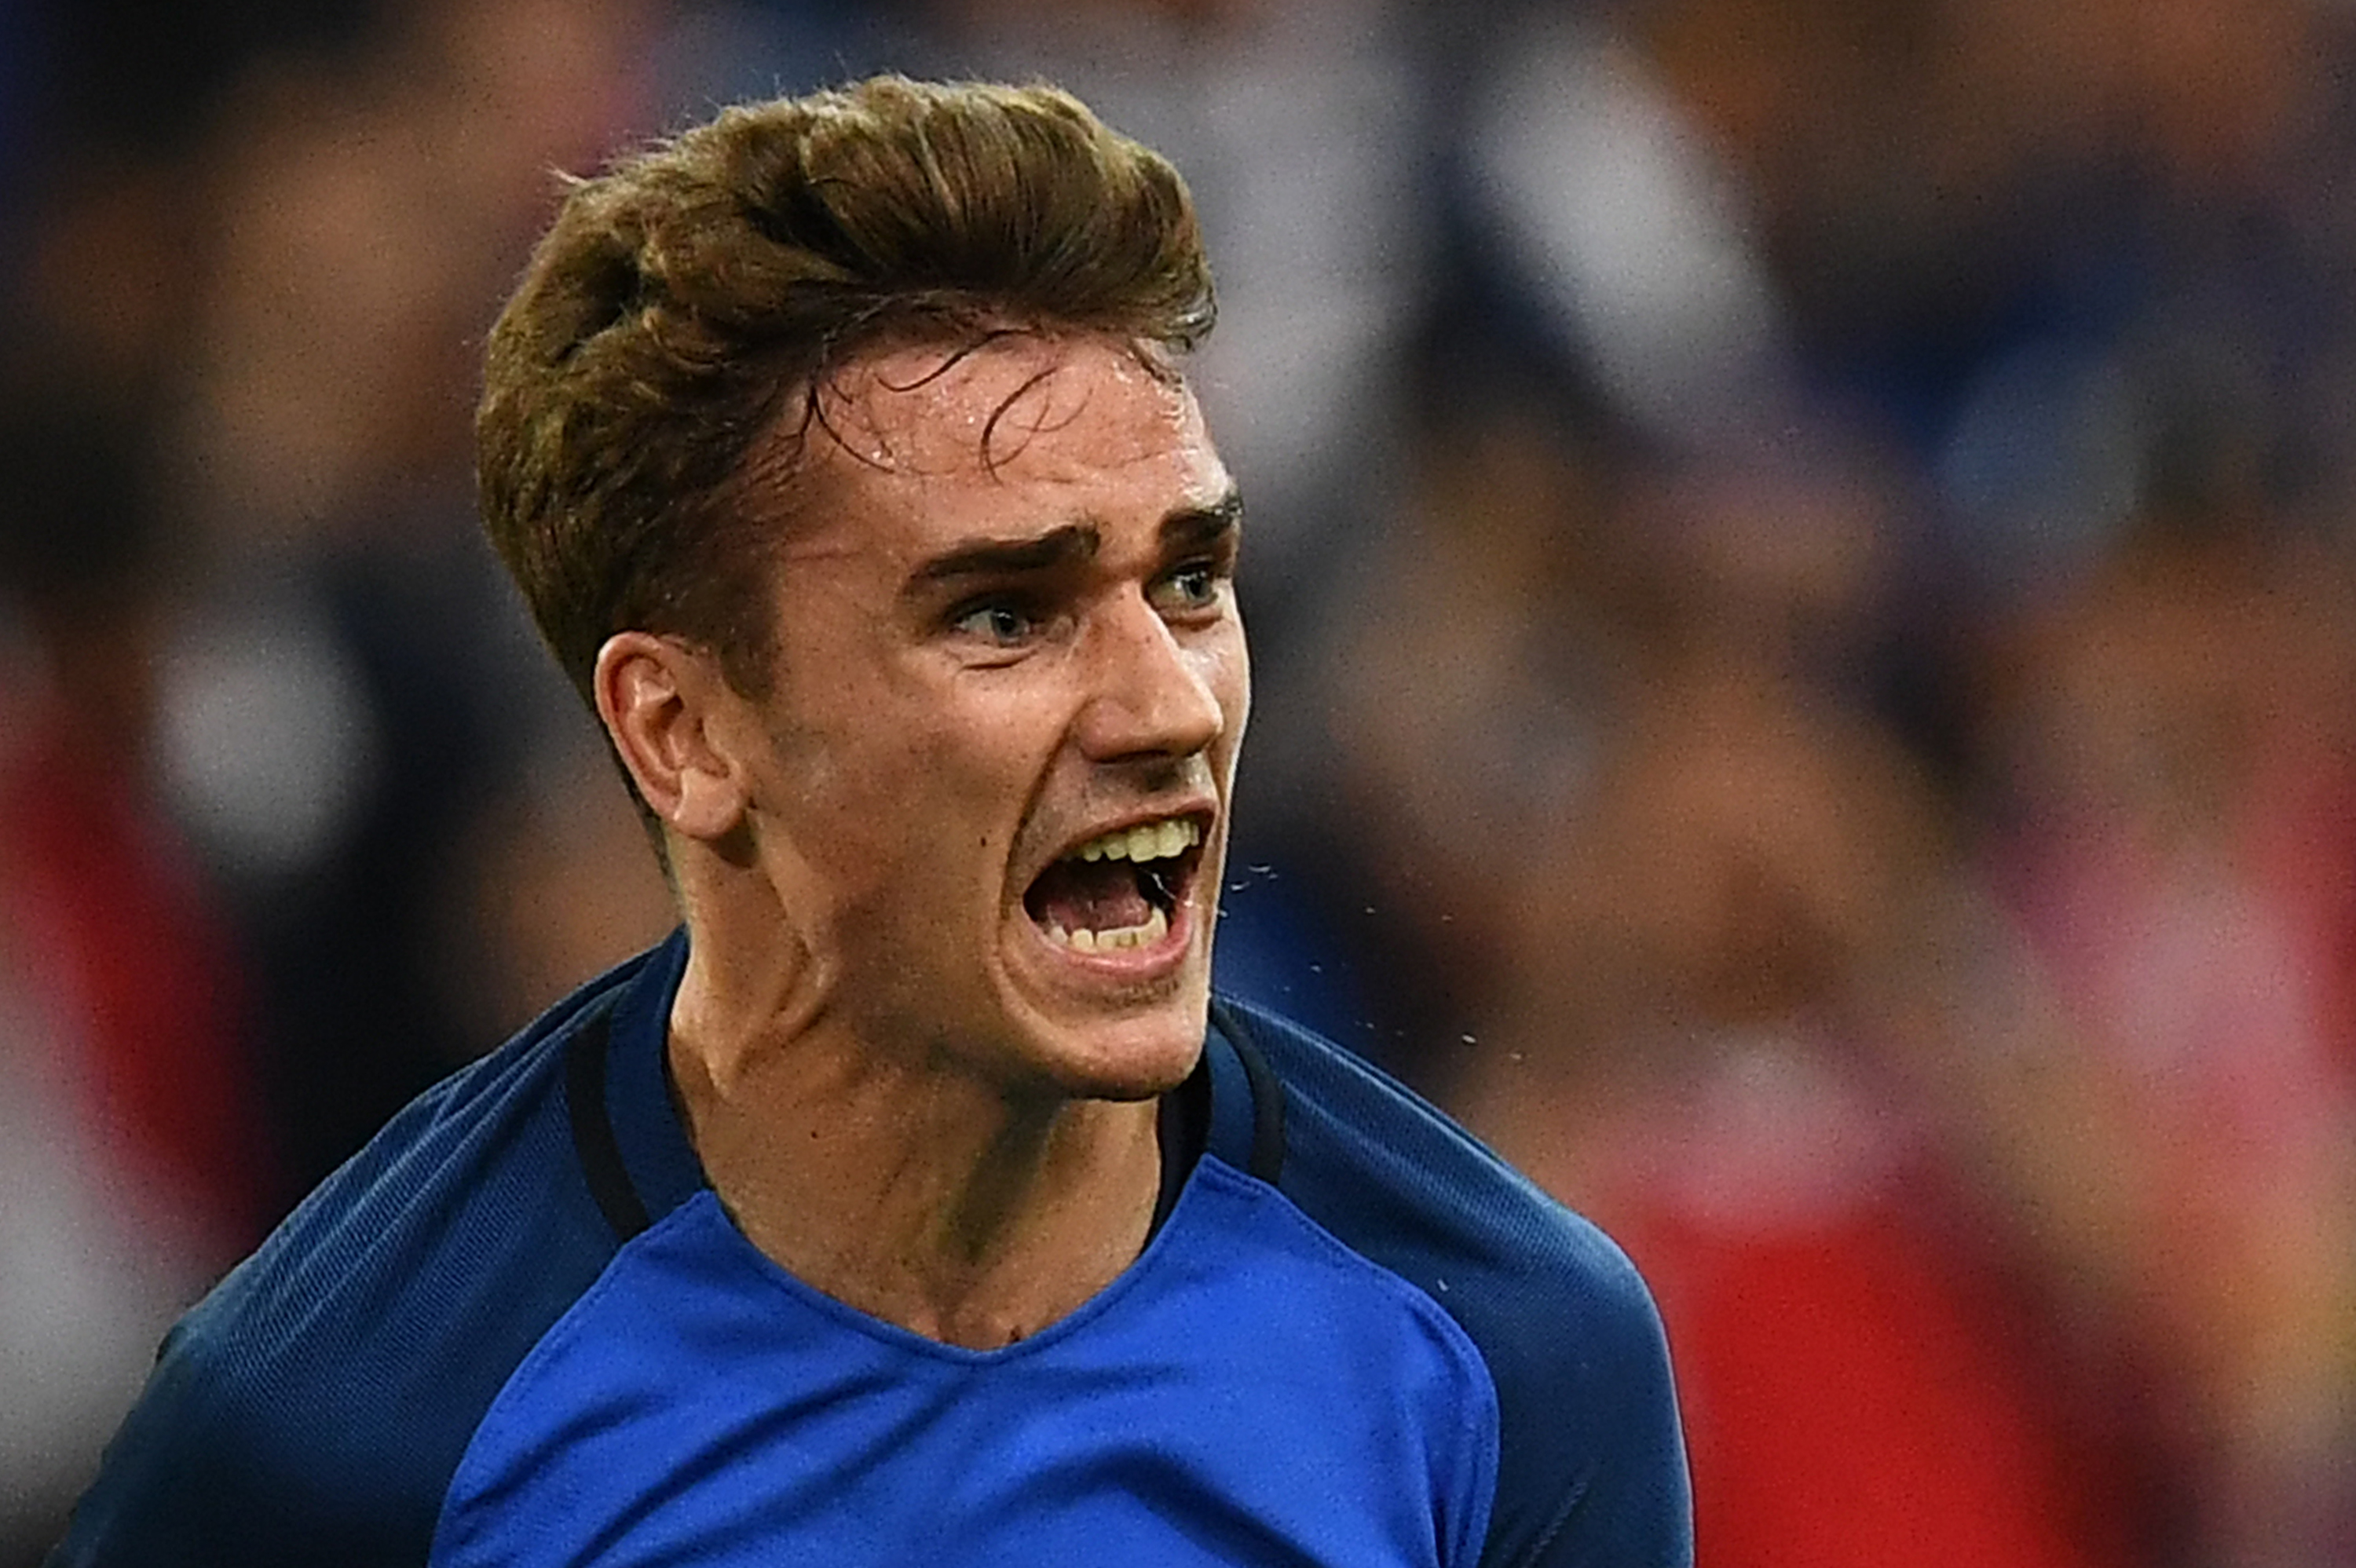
{"left": 593, "top": 631, "right": 749, "bottom": 843}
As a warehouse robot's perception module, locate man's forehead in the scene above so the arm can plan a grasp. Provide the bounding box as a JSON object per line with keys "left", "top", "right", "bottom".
{"left": 813, "top": 332, "right": 1203, "bottom": 475}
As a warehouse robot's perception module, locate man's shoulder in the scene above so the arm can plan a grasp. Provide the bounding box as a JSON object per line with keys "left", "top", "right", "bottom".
{"left": 1213, "top": 993, "right": 1639, "bottom": 1299}
{"left": 1212, "top": 995, "right": 1692, "bottom": 1568}
{"left": 207, "top": 949, "right": 641, "bottom": 1342}
{"left": 50, "top": 956, "right": 650, "bottom": 1566}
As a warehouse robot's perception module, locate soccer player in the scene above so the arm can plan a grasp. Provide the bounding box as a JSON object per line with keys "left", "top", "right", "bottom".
{"left": 52, "top": 76, "right": 1691, "bottom": 1566}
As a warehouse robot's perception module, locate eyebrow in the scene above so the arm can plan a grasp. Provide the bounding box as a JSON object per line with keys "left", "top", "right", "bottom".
{"left": 1162, "top": 488, "right": 1246, "bottom": 552}
{"left": 905, "top": 489, "right": 1244, "bottom": 594}
{"left": 909, "top": 524, "right": 1102, "bottom": 588}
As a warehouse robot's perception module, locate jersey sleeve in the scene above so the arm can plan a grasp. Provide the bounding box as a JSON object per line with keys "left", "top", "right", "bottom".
{"left": 1209, "top": 997, "right": 1694, "bottom": 1568}
{"left": 47, "top": 1324, "right": 248, "bottom": 1567}
{"left": 46, "top": 1311, "right": 432, "bottom": 1568}
{"left": 1502, "top": 1233, "right": 1692, "bottom": 1568}
{"left": 50, "top": 960, "right": 655, "bottom": 1568}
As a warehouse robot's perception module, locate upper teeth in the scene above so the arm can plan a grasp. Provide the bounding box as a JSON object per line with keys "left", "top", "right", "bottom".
{"left": 1071, "top": 817, "right": 1200, "bottom": 864}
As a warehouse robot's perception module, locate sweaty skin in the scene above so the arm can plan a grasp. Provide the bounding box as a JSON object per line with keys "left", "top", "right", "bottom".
{"left": 593, "top": 333, "right": 1249, "bottom": 1347}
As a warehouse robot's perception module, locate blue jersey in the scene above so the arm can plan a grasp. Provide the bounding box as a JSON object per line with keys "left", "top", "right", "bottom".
{"left": 52, "top": 932, "right": 1689, "bottom": 1566}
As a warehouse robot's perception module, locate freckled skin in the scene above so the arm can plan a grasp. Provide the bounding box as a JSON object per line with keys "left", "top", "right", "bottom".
{"left": 723, "top": 332, "right": 1249, "bottom": 1102}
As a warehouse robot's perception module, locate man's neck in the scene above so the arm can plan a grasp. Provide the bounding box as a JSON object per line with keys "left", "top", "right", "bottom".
{"left": 664, "top": 955, "right": 1166, "bottom": 1350}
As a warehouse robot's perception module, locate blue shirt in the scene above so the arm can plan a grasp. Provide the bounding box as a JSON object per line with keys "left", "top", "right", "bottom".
{"left": 53, "top": 932, "right": 1690, "bottom": 1566}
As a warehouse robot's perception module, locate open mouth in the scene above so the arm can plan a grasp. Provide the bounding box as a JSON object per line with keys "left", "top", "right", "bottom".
{"left": 1022, "top": 817, "right": 1204, "bottom": 954}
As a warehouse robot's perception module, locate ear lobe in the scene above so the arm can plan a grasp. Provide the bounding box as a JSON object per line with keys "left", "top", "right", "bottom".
{"left": 593, "top": 631, "right": 748, "bottom": 842}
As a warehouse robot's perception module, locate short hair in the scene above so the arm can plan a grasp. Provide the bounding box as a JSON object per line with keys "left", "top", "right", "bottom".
{"left": 476, "top": 75, "right": 1216, "bottom": 707}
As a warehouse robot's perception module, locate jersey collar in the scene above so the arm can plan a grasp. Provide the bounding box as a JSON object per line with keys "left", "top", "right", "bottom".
{"left": 569, "top": 929, "right": 1285, "bottom": 1244}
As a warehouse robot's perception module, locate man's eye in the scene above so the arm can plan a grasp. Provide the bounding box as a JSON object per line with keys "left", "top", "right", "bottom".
{"left": 1151, "top": 564, "right": 1221, "bottom": 614}
{"left": 953, "top": 602, "right": 1036, "bottom": 645}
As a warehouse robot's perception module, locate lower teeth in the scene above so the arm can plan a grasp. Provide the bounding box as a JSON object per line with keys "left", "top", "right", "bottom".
{"left": 1051, "top": 904, "right": 1171, "bottom": 952}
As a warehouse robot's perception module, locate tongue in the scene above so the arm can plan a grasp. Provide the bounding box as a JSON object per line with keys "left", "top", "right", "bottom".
{"left": 1027, "top": 858, "right": 1152, "bottom": 934}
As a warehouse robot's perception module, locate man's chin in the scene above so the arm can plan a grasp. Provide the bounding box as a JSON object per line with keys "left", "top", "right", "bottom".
{"left": 1012, "top": 996, "right": 1209, "bottom": 1103}
{"left": 990, "top": 932, "right": 1209, "bottom": 1085}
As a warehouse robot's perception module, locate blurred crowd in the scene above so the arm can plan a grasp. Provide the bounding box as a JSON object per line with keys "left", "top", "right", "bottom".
{"left": 4, "top": 0, "right": 2354, "bottom": 1562}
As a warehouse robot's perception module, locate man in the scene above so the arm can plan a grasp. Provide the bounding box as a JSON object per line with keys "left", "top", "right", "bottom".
{"left": 53, "top": 76, "right": 1689, "bottom": 1566}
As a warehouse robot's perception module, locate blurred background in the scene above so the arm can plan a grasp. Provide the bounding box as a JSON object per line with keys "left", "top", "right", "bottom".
{"left": 4, "top": 0, "right": 2354, "bottom": 1560}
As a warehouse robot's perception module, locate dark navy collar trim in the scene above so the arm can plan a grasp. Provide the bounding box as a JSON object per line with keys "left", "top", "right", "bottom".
{"left": 1149, "top": 1058, "right": 1210, "bottom": 1237}
{"left": 565, "top": 1009, "right": 649, "bottom": 1241}
{"left": 603, "top": 928, "right": 707, "bottom": 1222}
{"left": 1208, "top": 997, "right": 1286, "bottom": 1186}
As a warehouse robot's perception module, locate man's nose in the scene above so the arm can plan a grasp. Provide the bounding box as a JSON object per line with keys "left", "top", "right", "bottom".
{"left": 1073, "top": 594, "right": 1227, "bottom": 764}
